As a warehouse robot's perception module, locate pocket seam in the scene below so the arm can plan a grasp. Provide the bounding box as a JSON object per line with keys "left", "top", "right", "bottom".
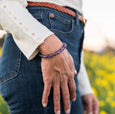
{"left": 49, "top": 13, "right": 71, "bottom": 24}
{"left": 0, "top": 50, "right": 22, "bottom": 85}
{"left": 50, "top": 19, "right": 75, "bottom": 36}
{"left": 49, "top": 13, "right": 75, "bottom": 35}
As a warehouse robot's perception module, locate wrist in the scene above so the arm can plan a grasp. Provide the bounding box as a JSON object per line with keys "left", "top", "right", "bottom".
{"left": 39, "top": 42, "right": 67, "bottom": 58}
{"left": 38, "top": 34, "right": 63, "bottom": 55}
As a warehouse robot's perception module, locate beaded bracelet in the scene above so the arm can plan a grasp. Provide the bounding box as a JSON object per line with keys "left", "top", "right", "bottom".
{"left": 39, "top": 42, "right": 67, "bottom": 58}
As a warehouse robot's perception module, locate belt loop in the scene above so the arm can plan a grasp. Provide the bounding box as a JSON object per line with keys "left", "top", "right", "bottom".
{"left": 75, "top": 10, "right": 79, "bottom": 26}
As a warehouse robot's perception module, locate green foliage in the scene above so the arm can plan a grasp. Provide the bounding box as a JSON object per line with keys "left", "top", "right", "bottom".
{"left": 0, "top": 95, "right": 9, "bottom": 114}
{"left": 84, "top": 50, "right": 115, "bottom": 114}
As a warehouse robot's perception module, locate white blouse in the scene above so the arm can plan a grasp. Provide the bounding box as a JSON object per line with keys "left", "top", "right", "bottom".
{"left": 0, "top": 0, "right": 93, "bottom": 96}
{"left": 0, "top": 0, "right": 82, "bottom": 60}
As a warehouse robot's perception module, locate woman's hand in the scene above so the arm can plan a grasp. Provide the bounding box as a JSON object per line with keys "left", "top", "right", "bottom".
{"left": 82, "top": 94, "right": 99, "bottom": 114}
{"left": 39, "top": 34, "right": 77, "bottom": 114}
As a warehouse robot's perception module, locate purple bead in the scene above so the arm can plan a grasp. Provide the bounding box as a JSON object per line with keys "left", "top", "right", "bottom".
{"left": 39, "top": 42, "right": 67, "bottom": 58}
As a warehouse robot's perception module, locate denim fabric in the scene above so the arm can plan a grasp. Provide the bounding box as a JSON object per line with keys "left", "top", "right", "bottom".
{"left": 0, "top": 6, "right": 84, "bottom": 114}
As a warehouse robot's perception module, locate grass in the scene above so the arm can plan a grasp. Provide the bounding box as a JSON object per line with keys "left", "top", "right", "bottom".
{"left": 0, "top": 95, "right": 9, "bottom": 114}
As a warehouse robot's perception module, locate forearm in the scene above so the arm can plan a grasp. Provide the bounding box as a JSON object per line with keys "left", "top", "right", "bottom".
{"left": 0, "top": 0, "right": 54, "bottom": 60}
{"left": 78, "top": 51, "right": 93, "bottom": 96}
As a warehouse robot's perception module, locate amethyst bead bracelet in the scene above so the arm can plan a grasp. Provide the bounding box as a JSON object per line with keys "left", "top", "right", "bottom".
{"left": 39, "top": 42, "right": 67, "bottom": 58}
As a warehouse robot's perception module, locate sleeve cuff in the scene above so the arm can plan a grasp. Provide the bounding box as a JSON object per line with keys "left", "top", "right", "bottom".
{"left": 0, "top": 1, "right": 54, "bottom": 60}
{"left": 78, "top": 50, "right": 94, "bottom": 96}
{"left": 79, "top": 84, "right": 94, "bottom": 96}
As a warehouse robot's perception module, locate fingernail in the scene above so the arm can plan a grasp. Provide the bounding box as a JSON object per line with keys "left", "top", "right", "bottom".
{"left": 74, "top": 70, "right": 77, "bottom": 75}
{"left": 57, "top": 110, "right": 60, "bottom": 114}
{"left": 43, "top": 103, "right": 47, "bottom": 107}
{"left": 66, "top": 109, "right": 70, "bottom": 114}
{"left": 72, "top": 97, "right": 76, "bottom": 101}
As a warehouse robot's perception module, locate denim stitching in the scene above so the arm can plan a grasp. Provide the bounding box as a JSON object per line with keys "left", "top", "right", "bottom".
{"left": 50, "top": 19, "right": 75, "bottom": 36}
{"left": 0, "top": 50, "right": 22, "bottom": 85}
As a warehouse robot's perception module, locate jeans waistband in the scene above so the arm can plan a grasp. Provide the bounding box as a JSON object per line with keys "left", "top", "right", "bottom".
{"left": 27, "top": 2, "right": 87, "bottom": 25}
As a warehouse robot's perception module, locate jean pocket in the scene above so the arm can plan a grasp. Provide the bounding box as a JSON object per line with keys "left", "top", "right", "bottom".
{"left": 31, "top": 13, "right": 43, "bottom": 24}
{"left": 0, "top": 33, "right": 21, "bottom": 85}
{"left": 49, "top": 12, "right": 75, "bottom": 35}
{"left": 27, "top": 6, "right": 43, "bottom": 24}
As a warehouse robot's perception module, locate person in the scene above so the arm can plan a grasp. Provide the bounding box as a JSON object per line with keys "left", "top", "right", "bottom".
{"left": 0, "top": 0, "right": 99, "bottom": 114}
{"left": 78, "top": 52, "right": 99, "bottom": 114}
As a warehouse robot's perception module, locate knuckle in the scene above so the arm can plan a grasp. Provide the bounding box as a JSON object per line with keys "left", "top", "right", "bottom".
{"left": 69, "top": 71, "right": 75, "bottom": 77}
{"left": 54, "top": 101, "right": 60, "bottom": 108}
{"left": 55, "top": 94, "right": 60, "bottom": 101}
{"left": 68, "top": 72, "right": 74, "bottom": 78}
{"left": 64, "top": 94, "right": 70, "bottom": 100}
{"left": 69, "top": 78, "right": 74, "bottom": 83}
{"left": 44, "top": 78, "right": 52, "bottom": 84}
{"left": 71, "top": 86, "right": 76, "bottom": 92}
{"left": 64, "top": 102, "right": 70, "bottom": 109}
{"left": 61, "top": 80, "right": 66, "bottom": 87}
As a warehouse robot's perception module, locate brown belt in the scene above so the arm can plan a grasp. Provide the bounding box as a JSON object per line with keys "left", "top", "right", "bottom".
{"left": 27, "top": 2, "right": 87, "bottom": 25}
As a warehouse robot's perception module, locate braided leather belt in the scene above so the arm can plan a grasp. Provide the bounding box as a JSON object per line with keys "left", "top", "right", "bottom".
{"left": 27, "top": 2, "right": 87, "bottom": 25}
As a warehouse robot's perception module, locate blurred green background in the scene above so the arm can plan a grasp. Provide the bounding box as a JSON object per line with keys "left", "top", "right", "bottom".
{"left": 0, "top": 42, "right": 10, "bottom": 114}
{"left": 84, "top": 50, "right": 115, "bottom": 114}
{"left": 0, "top": 39, "right": 115, "bottom": 114}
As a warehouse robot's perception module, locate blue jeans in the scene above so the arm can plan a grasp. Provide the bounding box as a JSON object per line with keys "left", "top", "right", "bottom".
{"left": 0, "top": 6, "right": 84, "bottom": 114}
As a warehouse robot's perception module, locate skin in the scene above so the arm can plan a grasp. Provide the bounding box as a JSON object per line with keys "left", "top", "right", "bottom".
{"left": 38, "top": 34, "right": 77, "bottom": 114}
{"left": 82, "top": 94, "right": 99, "bottom": 114}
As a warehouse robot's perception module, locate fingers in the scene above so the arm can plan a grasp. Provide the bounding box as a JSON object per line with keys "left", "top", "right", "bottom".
{"left": 71, "top": 60, "right": 77, "bottom": 75}
{"left": 82, "top": 94, "right": 99, "bottom": 114}
{"left": 70, "top": 59, "right": 77, "bottom": 76}
{"left": 53, "top": 80, "right": 60, "bottom": 114}
{"left": 67, "top": 53, "right": 77, "bottom": 76}
{"left": 86, "top": 100, "right": 93, "bottom": 114}
{"left": 42, "top": 82, "right": 52, "bottom": 107}
{"left": 69, "top": 59, "right": 77, "bottom": 101}
{"left": 61, "top": 76, "right": 70, "bottom": 114}
{"left": 87, "top": 97, "right": 99, "bottom": 114}
{"left": 68, "top": 77, "right": 76, "bottom": 101}
{"left": 93, "top": 98, "right": 99, "bottom": 114}
{"left": 74, "top": 69, "right": 77, "bottom": 75}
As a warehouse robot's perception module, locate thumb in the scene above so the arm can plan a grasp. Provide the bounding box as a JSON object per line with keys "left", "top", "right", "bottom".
{"left": 86, "top": 100, "right": 93, "bottom": 114}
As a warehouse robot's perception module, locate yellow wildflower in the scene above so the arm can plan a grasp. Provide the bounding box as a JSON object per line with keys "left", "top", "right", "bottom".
{"left": 0, "top": 47, "right": 2, "bottom": 56}
{"left": 100, "top": 101, "right": 105, "bottom": 107}
{"left": 101, "top": 80, "right": 108, "bottom": 87}
{"left": 99, "top": 111, "right": 107, "bottom": 114}
{"left": 92, "top": 88, "right": 98, "bottom": 96}
{"left": 108, "top": 91, "right": 114, "bottom": 97}
{"left": 106, "top": 97, "right": 111, "bottom": 103}
{"left": 95, "top": 78, "right": 101, "bottom": 85}
{"left": 111, "top": 101, "right": 115, "bottom": 107}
